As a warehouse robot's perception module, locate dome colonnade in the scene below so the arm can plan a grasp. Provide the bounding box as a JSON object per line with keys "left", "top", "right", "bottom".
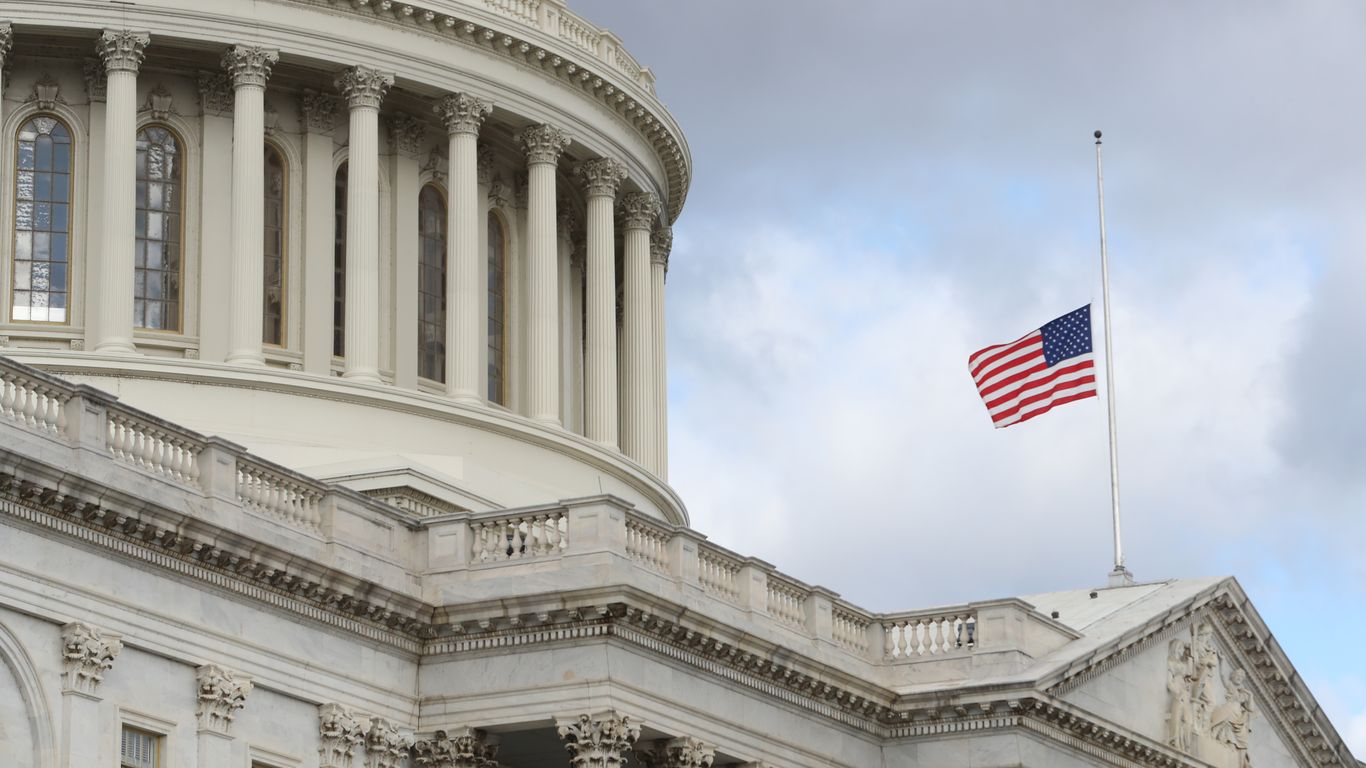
{"left": 0, "top": 0, "right": 685, "bottom": 518}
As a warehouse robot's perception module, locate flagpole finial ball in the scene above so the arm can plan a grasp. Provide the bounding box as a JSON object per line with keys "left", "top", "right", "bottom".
{"left": 1094, "top": 129, "right": 1103, "bottom": 141}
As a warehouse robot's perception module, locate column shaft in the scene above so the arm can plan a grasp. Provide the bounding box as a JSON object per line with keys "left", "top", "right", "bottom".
{"left": 650, "top": 246, "right": 668, "bottom": 478}
{"left": 437, "top": 94, "right": 491, "bottom": 401}
{"left": 300, "top": 92, "right": 339, "bottom": 374}
{"left": 519, "top": 125, "right": 570, "bottom": 424}
{"left": 620, "top": 193, "right": 660, "bottom": 466}
{"left": 226, "top": 82, "right": 266, "bottom": 363}
{"left": 196, "top": 89, "right": 233, "bottom": 361}
{"left": 92, "top": 31, "right": 148, "bottom": 354}
{"left": 584, "top": 191, "right": 618, "bottom": 445}
{"left": 337, "top": 67, "right": 392, "bottom": 382}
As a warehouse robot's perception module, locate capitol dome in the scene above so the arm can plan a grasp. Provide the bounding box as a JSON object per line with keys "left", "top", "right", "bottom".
{"left": 0, "top": 0, "right": 687, "bottom": 522}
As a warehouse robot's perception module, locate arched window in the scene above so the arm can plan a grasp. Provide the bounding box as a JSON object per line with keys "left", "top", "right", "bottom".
{"left": 12, "top": 115, "right": 72, "bottom": 323}
{"left": 417, "top": 185, "right": 447, "bottom": 382}
{"left": 333, "top": 162, "right": 347, "bottom": 357}
{"left": 487, "top": 211, "right": 507, "bottom": 404}
{"left": 134, "top": 125, "right": 182, "bottom": 331}
{"left": 263, "top": 143, "right": 286, "bottom": 346}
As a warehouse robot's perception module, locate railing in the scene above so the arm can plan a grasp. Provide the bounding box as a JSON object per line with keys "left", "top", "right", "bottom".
{"left": 0, "top": 367, "right": 65, "bottom": 436}
{"left": 366, "top": 487, "right": 462, "bottom": 518}
{"left": 625, "top": 516, "right": 670, "bottom": 574}
{"left": 106, "top": 411, "right": 202, "bottom": 486}
{"left": 482, "top": 0, "right": 538, "bottom": 25}
{"left": 237, "top": 458, "right": 324, "bottom": 531}
{"left": 697, "top": 546, "right": 742, "bottom": 603}
{"left": 882, "top": 610, "right": 976, "bottom": 659}
{"left": 766, "top": 576, "right": 808, "bottom": 630}
{"left": 470, "top": 509, "right": 567, "bottom": 563}
{"left": 832, "top": 606, "right": 872, "bottom": 655}
{"left": 553, "top": 12, "right": 600, "bottom": 56}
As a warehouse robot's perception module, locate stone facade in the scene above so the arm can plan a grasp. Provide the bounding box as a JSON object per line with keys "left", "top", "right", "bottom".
{"left": 0, "top": 2, "right": 1357, "bottom": 768}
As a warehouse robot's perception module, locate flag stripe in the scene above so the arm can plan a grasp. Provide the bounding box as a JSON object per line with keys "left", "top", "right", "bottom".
{"left": 968, "top": 305, "right": 1097, "bottom": 429}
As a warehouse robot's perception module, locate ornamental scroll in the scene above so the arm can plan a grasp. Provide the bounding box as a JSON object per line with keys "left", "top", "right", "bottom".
{"left": 1165, "top": 622, "right": 1253, "bottom": 768}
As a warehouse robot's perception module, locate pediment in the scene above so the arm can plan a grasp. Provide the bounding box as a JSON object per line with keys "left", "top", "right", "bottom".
{"left": 1048, "top": 584, "right": 1354, "bottom": 767}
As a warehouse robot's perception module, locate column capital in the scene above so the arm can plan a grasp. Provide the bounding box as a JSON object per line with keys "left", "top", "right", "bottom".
{"left": 196, "top": 71, "right": 233, "bottom": 116}
{"left": 221, "top": 45, "right": 278, "bottom": 88}
{"left": 60, "top": 621, "right": 123, "bottom": 695}
{"left": 576, "top": 157, "right": 627, "bottom": 198}
{"left": 0, "top": 23, "right": 13, "bottom": 67}
{"left": 318, "top": 703, "right": 369, "bottom": 767}
{"left": 556, "top": 711, "right": 642, "bottom": 768}
{"left": 83, "top": 58, "right": 108, "bottom": 102}
{"left": 411, "top": 727, "right": 497, "bottom": 767}
{"left": 650, "top": 225, "right": 673, "bottom": 270}
{"left": 620, "top": 191, "right": 661, "bottom": 231}
{"left": 335, "top": 66, "right": 393, "bottom": 110}
{"left": 435, "top": 92, "right": 492, "bottom": 136}
{"left": 96, "top": 29, "right": 150, "bottom": 74}
{"left": 300, "top": 89, "right": 340, "bottom": 133}
{"left": 195, "top": 664, "right": 253, "bottom": 735}
{"left": 636, "top": 737, "right": 717, "bottom": 768}
{"left": 518, "top": 123, "right": 571, "bottom": 166}
{"left": 388, "top": 112, "right": 426, "bottom": 156}
{"left": 364, "top": 717, "right": 413, "bottom": 768}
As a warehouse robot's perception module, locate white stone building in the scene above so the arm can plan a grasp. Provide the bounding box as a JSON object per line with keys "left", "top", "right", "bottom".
{"left": 0, "top": 2, "right": 1357, "bottom": 767}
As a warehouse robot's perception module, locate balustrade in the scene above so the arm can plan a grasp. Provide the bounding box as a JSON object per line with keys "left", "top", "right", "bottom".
{"left": 766, "top": 577, "right": 808, "bottom": 630}
{"left": 882, "top": 611, "right": 976, "bottom": 660}
{"left": 106, "top": 412, "right": 202, "bottom": 485}
{"left": 697, "top": 547, "right": 741, "bottom": 602}
{"left": 832, "top": 606, "right": 872, "bottom": 655}
{"left": 625, "top": 517, "right": 669, "bottom": 574}
{"left": 237, "top": 459, "right": 323, "bottom": 530}
{"left": 482, "top": 0, "right": 540, "bottom": 25}
{"left": 0, "top": 368, "right": 65, "bottom": 436}
{"left": 470, "top": 509, "right": 567, "bottom": 563}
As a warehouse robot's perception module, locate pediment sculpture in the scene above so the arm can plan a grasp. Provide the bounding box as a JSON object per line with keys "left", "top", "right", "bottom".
{"left": 1166, "top": 622, "right": 1253, "bottom": 768}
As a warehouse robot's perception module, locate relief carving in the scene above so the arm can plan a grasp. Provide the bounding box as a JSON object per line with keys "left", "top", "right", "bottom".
{"left": 195, "top": 663, "right": 253, "bottom": 734}
{"left": 1165, "top": 622, "right": 1254, "bottom": 768}
{"left": 60, "top": 621, "right": 122, "bottom": 694}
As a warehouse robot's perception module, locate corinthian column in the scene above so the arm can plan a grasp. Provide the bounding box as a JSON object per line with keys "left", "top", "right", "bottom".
{"left": 60, "top": 622, "right": 124, "bottom": 767}
{"left": 92, "top": 30, "right": 149, "bottom": 354}
{"left": 556, "top": 711, "right": 642, "bottom": 768}
{"left": 336, "top": 66, "right": 393, "bottom": 382}
{"left": 435, "top": 93, "right": 493, "bottom": 402}
{"left": 222, "top": 45, "right": 279, "bottom": 365}
{"left": 650, "top": 226, "right": 672, "bottom": 477}
{"left": 518, "top": 124, "right": 571, "bottom": 424}
{"left": 619, "top": 192, "right": 660, "bottom": 467}
{"left": 0, "top": 25, "right": 12, "bottom": 144}
{"left": 575, "top": 158, "right": 626, "bottom": 447}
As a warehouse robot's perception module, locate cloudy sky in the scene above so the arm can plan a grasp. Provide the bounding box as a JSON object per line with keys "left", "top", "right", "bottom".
{"left": 575, "top": 0, "right": 1366, "bottom": 753}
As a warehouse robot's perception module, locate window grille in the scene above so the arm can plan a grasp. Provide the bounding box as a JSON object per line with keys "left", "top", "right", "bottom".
{"left": 12, "top": 115, "right": 72, "bottom": 323}
{"left": 417, "top": 184, "right": 447, "bottom": 382}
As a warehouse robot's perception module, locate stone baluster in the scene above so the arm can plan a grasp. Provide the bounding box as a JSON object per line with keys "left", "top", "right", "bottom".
{"left": 650, "top": 226, "right": 672, "bottom": 477}
{"left": 518, "top": 125, "right": 572, "bottom": 424}
{"left": 92, "top": 30, "right": 150, "bottom": 355}
{"left": 222, "top": 46, "right": 279, "bottom": 365}
{"left": 636, "top": 737, "right": 717, "bottom": 768}
{"left": 556, "top": 711, "right": 641, "bottom": 768}
{"left": 60, "top": 622, "right": 124, "bottom": 767}
{"left": 619, "top": 192, "right": 660, "bottom": 467}
{"left": 435, "top": 93, "right": 493, "bottom": 403}
{"left": 318, "top": 703, "right": 368, "bottom": 768}
{"left": 575, "top": 158, "right": 626, "bottom": 447}
{"left": 336, "top": 66, "right": 394, "bottom": 382}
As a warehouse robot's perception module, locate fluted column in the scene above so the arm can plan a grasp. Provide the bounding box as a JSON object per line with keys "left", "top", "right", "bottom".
{"left": 60, "top": 622, "right": 123, "bottom": 768}
{"left": 195, "top": 664, "right": 252, "bottom": 768}
{"left": 336, "top": 66, "right": 393, "bottom": 382}
{"left": 222, "top": 46, "right": 279, "bottom": 365}
{"left": 620, "top": 192, "right": 660, "bottom": 467}
{"left": 575, "top": 158, "right": 626, "bottom": 447}
{"left": 436, "top": 93, "right": 492, "bottom": 402}
{"left": 92, "top": 30, "right": 149, "bottom": 354}
{"left": 518, "top": 125, "right": 571, "bottom": 424}
{"left": 650, "top": 226, "right": 672, "bottom": 478}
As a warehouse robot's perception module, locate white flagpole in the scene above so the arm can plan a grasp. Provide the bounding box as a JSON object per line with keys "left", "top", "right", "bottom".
{"left": 1094, "top": 130, "right": 1133, "bottom": 587}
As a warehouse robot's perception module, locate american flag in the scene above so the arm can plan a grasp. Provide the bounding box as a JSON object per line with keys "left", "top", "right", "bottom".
{"left": 969, "top": 305, "right": 1098, "bottom": 428}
